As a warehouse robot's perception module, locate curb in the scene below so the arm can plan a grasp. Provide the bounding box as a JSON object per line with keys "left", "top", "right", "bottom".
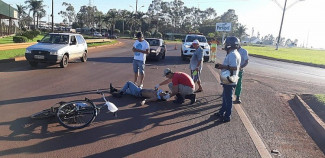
{"left": 291, "top": 94, "right": 325, "bottom": 153}
{"left": 0, "top": 41, "right": 123, "bottom": 63}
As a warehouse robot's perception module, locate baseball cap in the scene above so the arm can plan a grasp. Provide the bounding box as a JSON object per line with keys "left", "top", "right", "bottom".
{"left": 192, "top": 40, "right": 200, "bottom": 44}
{"left": 163, "top": 68, "right": 172, "bottom": 76}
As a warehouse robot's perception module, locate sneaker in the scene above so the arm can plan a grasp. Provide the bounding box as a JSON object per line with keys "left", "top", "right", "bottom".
{"left": 223, "top": 117, "right": 231, "bottom": 123}
{"left": 173, "top": 94, "right": 184, "bottom": 104}
{"left": 173, "top": 99, "right": 184, "bottom": 104}
{"left": 110, "top": 83, "right": 118, "bottom": 93}
{"left": 214, "top": 112, "right": 224, "bottom": 118}
{"left": 139, "top": 84, "right": 143, "bottom": 88}
{"left": 185, "top": 94, "right": 196, "bottom": 104}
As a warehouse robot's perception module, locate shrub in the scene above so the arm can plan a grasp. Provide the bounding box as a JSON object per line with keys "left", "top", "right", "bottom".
{"left": 145, "top": 31, "right": 151, "bottom": 37}
{"left": 114, "top": 29, "right": 120, "bottom": 34}
{"left": 155, "top": 32, "right": 162, "bottom": 38}
{"left": 13, "top": 36, "right": 28, "bottom": 43}
{"left": 124, "top": 30, "right": 131, "bottom": 35}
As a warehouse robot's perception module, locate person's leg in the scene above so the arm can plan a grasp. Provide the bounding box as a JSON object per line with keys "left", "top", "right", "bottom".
{"left": 235, "top": 70, "right": 243, "bottom": 102}
{"left": 217, "top": 88, "right": 226, "bottom": 115}
{"left": 138, "top": 61, "right": 145, "bottom": 87}
{"left": 133, "top": 60, "right": 139, "bottom": 84}
{"left": 223, "top": 85, "right": 236, "bottom": 121}
{"left": 122, "top": 81, "right": 141, "bottom": 96}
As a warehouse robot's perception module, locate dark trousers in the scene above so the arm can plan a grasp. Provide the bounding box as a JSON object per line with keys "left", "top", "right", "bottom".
{"left": 219, "top": 84, "right": 236, "bottom": 118}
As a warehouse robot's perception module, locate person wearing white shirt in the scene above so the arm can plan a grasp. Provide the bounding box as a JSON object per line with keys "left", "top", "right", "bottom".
{"left": 132, "top": 32, "right": 149, "bottom": 88}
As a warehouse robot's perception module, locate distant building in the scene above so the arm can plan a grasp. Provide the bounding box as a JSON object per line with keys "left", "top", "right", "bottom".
{"left": 0, "top": 0, "right": 18, "bottom": 36}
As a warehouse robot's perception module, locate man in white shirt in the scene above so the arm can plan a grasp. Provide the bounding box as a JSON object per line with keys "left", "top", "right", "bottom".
{"left": 132, "top": 32, "right": 149, "bottom": 88}
{"left": 215, "top": 36, "right": 241, "bottom": 122}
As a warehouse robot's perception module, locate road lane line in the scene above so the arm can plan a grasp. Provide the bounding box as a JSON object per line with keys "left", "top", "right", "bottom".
{"left": 207, "top": 65, "right": 272, "bottom": 158}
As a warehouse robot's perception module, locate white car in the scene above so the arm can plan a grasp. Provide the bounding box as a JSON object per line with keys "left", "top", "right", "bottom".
{"left": 181, "top": 34, "right": 210, "bottom": 62}
{"left": 25, "top": 33, "right": 88, "bottom": 68}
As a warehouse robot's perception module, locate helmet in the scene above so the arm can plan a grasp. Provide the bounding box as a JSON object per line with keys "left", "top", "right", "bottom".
{"left": 220, "top": 70, "right": 239, "bottom": 84}
{"left": 224, "top": 36, "right": 240, "bottom": 51}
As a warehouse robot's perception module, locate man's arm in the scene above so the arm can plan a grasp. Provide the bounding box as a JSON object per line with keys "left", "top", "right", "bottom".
{"left": 140, "top": 97, "right": 158, "bottom": 106}
{"left": 216, "top": 64, "right": 238, "bottom": 71}
{"left": 132, "top": 47, "right": 149, "bottom": 54}
{"left": 158, "top": 78, "right": 172, "bottom": 86}
{"left": 241, "top": 59, "right": 249, "bottom": 69}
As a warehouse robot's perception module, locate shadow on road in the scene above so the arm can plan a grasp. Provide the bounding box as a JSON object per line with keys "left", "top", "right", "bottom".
{"left": 0, "top": 89, "right": 98, "bottom": 107}
{"left": 0, "top": 94, "right": 223, "bottom": 157}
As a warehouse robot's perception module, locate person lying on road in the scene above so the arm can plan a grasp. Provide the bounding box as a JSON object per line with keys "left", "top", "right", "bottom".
{"left": 110, "top": 81, "right": 170, "bottom": 106}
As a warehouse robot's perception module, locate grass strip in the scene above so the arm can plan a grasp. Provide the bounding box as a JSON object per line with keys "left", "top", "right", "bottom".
{"left": 244, "top": 46, "right": 325, "bottom": 66}
{"left": 0, "top": 34, "right": 44, "bottom": 44}
{"left": 0, "top": 48, "right": 25, "bottom": 60}
{"left": 87, "top": 40, "right": 118, "bottom": 47}
{"left": 314, "top": 94, "right": 325, "bottom": 105}
{"left": 0, "top": 40, "right": 118, "bottom": 59}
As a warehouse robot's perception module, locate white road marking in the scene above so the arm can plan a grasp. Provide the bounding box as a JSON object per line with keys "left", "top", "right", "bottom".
{"left": 207, "top": 64, "right": 272, "bottom": 158}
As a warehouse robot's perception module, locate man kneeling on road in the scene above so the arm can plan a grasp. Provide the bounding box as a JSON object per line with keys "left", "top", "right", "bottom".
{"left": 155, "top": 68, "right": 196, "bottom": 104}
{"left": 110, "top": 82, "right": 170, "bottom": 106}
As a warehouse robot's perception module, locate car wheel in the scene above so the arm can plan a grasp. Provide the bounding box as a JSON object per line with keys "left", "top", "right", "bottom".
{"left": 29, "top": 61, "right": 38, "bottom": 67}
{"left": 60, "top": 54, "right": 69, "bottom": 68}
{"left": 81, "top": 52, "right": 87, "bottom": 62}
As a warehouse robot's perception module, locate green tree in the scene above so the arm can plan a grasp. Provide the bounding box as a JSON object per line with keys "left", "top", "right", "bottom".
{"left": 25, "top": 0, "right": 46, "bottom": 29}
{"left": 58, "top": 2, "right": 76, "bottom": 25}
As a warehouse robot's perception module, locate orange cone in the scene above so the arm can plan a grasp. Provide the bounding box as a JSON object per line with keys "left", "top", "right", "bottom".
{"left": 174, "top": 44, "right": 177, "bottom": 50}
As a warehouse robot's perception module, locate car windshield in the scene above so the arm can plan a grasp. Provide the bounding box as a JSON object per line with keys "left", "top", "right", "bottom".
{"left": 146, "top": 39, "right": 160, "bottom": 46}
{"left": 40, "top": 34, "right": 69, "bottom": 44}
{"left": 185, "top": 36, "right": 207, "bottom": 43}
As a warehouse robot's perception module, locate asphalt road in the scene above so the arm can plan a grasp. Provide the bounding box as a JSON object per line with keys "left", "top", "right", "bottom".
{"left": 0, "top": 39, "right": 324, "bottom": 158}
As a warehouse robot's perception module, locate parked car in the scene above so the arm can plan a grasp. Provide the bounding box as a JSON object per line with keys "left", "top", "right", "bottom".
{"left": 25, "top": 33, "right": 88, "bottom": 68}
{"left": 93, "top": 32, "right": 102, "bottom": 37}
{"left": 145, "top": 38, "right": 166, "bottom": 61}
{"left": 181, "top": 34, "right": 210, "bottom": 62}
{"left": 108, "top": 35, "right": 118, "bottom": 39}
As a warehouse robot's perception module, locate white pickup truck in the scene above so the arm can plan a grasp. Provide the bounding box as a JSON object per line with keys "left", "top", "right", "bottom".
{"left": 181, "top": 34, "right": 210, "bottom": 62}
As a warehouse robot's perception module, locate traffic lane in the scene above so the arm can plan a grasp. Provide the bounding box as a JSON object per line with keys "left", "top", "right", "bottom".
{"left": 0, "top": 42, "right": 260, "bottom": 157}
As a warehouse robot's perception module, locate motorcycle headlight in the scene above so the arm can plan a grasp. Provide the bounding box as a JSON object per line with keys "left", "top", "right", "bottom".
{"left": 25, "top": 49, "right": 31, "bottom": 54}
{"left": 185, "top": 45, "right": 191, "bottom": 48}
{"left": 50, "top": 51, "right": 58, "bottom": 55}
{"left": 151, "top": 50, "right": 156, "bottom": 53}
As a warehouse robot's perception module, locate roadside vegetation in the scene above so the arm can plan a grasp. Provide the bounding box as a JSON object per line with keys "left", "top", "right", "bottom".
{"left": 0, "top": 40, "right": 118, "bottom": 60}
{"left": 0, "top": 34, "right": 44, "bottom": 44}
{"left": 244, "top": 45, "right": 325, "bottom": 66}
{"left": 314, "top": 94, "right": 325, "bottom": 105}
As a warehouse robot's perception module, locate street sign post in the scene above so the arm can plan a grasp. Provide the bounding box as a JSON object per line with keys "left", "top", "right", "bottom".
{"left": 216, "top": 23, "right": 232, "bottom": 44}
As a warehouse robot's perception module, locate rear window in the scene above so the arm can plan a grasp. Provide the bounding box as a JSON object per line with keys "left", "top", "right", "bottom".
{"left": 146, "top": 39, "right": 160, "bottom": 46}
{"left": 185, "top": 36, "right": 207, "bottom": 43}
{"left": 76, "top": 35, "right": 85, "bottom": 44}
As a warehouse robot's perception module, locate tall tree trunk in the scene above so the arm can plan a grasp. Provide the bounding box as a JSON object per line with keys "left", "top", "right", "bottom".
{"left": 37, "top": 14, "right": 39, "bottom": 29}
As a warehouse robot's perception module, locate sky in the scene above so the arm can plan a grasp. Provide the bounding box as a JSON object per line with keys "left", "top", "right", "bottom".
{"left": 6, "top": 0, "right": 325, "bottom": 49}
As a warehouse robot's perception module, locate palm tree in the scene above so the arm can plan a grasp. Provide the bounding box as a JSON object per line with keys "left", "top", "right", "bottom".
{"left": 16, "top": 4, "right": 27, "bottom": 29}
{"left": 25, "top": 0, "right": 46, "bottom": 29}
{"left": 106, "top": 9, "right": 119, "bottom": 35}
{"left": 236, "top": 24, "right": 247, "bottom": 40}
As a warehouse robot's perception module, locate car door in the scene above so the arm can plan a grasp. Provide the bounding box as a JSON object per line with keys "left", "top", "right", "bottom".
{"left": 68, "top": 35, "right": 79, "bottom": 59}
{"left": 76, "top": 35, "right": 87, "bottom": 56}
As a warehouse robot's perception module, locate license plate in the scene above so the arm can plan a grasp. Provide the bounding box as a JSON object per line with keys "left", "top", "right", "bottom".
{"left": 34, "top": 55, "right": 44, "bottom": 59}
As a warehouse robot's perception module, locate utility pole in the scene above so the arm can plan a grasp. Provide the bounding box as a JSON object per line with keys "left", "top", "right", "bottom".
{"left": 136, "top": 0, "right": 138, "bottom": 13}
{"left": 51, "top": 0, "right": 54, "bottom": 33}
{"left": 275, "top": 0, "right": 287, "bottom": 50}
